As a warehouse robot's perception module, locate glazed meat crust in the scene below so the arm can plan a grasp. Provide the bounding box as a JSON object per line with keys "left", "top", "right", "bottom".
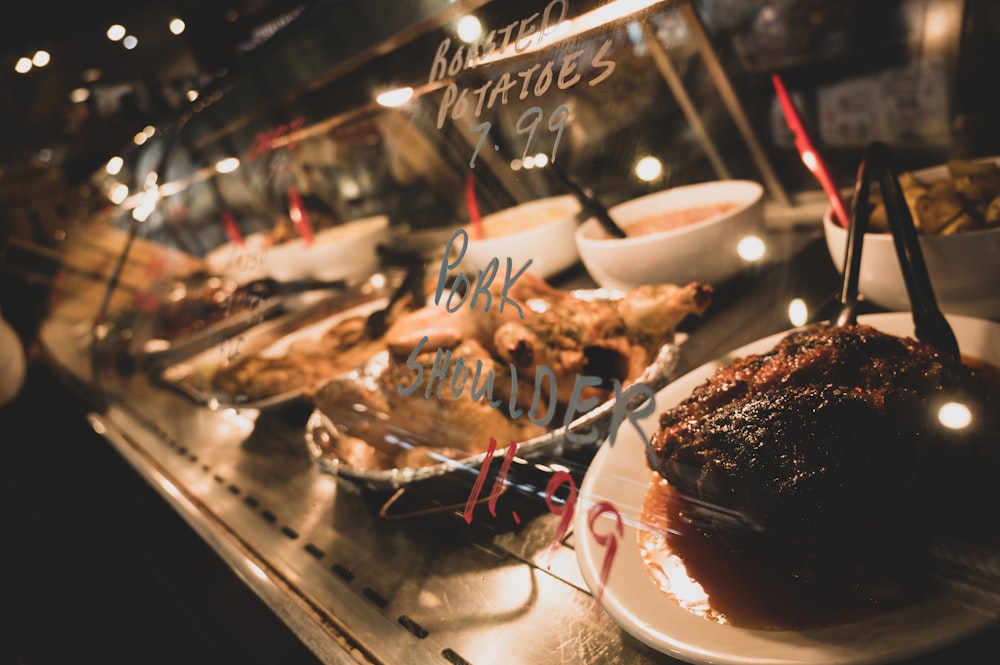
{"left": 650, "top": 323, "right": 999, "bottom": 601}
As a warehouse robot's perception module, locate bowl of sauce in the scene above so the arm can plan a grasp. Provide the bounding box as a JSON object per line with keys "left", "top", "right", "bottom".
{"left": 575, "top": 180, "right": 765, "bottom": 290}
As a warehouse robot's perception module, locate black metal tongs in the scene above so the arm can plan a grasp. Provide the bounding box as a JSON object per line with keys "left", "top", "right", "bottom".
{"left": 364, "top": 245, "right": 428, "bottom": 339}
{"left": 548, "top": 163, "right": 628, "bottom": 239}
{"left": 836, "top": 141, "right": 960, "bottom": 358}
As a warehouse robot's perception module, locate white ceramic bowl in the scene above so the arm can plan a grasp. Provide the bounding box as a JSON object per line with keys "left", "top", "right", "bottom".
{"left": 265, "top": 215, "right": 390, "bottom": 283}
{"left": 823, "top": 206, "right": 1000, "bottom": 320}
{"left": 575, "top": 180, "right": 766, "bottom": 290}
{"left": 450, "top": 195, "right": 582, "bottom": 280}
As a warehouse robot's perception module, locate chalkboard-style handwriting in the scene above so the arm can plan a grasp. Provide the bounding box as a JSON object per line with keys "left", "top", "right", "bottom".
{"left": 312, "top": 340, "right": 545, "bottom": 471}
{"left": 467, "top": 105, "right": 570, "bottom": 168}
{"left": 428, "top": 0, "right": 569, "bottom": 83}
{"left": 247, "top": 117, "right": 305, "bottom": 161}
{"left": 587, "top": 500, "right": 623, "bottom": 611}
{"left": 225, "top": 246, "right": 266, "bottom": 274}
{"left": 464, "top": 438, "right": 520, "bottom": 525}
{"left": 542, "top": 470, "right": 578, "bottom": 562}
{"left": 426, "top": 0, "right": 618, "bottom": 170}
{"left": 436, "top": 229, "right": 529, "bottom": 318}
{"left": 398, "top": 333, "right": 612, "bottom": 439}
{"left": 435, "top": 48, "right": 613, "bottom": 130}
{"left": 486, "top": 280, "right": 712, "bottom": 406}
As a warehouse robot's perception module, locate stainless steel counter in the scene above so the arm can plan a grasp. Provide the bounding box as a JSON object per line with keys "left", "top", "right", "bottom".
{"left": 38, "top": 228, "right": 1000, "bottom": 665}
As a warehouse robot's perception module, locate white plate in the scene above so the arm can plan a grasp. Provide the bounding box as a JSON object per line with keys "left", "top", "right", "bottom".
{"left": 575, "top": 312, "right": 1000, "bottom": 665}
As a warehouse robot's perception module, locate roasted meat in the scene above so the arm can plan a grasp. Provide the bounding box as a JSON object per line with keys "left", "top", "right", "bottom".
{"left": 207, "top": 290, "right": 418, "bottom": 402}
{"left": 210, "top": 315, "right": 384, "bottom": 401}
{"left": 310, "top": 340, "right": 546, "bottom": 470}
{"left": 462, "top": 273, "right": 712, "bottom": 404}
{"left": 650, "top": 323, "right": 1000, "bottom": 603}
{"left": 314, "top": 271, "right": 711, "bottom": 471}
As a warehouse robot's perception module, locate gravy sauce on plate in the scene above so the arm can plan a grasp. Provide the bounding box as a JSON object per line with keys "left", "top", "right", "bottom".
{"left": 639, "top": 476, "right": 892, "bottom": 630}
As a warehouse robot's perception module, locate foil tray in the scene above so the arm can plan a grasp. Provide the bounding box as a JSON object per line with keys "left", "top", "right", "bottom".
{"left": 304, "top": 332, "right": 681, "bottom": 491}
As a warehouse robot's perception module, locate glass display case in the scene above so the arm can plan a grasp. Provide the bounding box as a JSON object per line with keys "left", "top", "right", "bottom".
{"left": 35, "top": 1, "right": 1000, "bottom": 663}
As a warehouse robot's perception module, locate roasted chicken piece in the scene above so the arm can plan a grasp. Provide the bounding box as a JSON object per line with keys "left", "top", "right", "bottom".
{"left": 485, "top": 279, "right": 712, "bottom": 404}
{"left": 386, "top": 272, "right": 710, "bottom": 406}
{"left": 650, "top": 323, "right": 1000, "bottom": 604}
{"left": 310, "top": 340, "right": 546, "bottom": 471}
{"left": 210, "top": 315, "right": 385, "bottom": 401}
{"left": 208, "top": 292, "right": 420, "bottom": 402}
{"left": 386, "top": 273, "right": 712, "bottom": 405}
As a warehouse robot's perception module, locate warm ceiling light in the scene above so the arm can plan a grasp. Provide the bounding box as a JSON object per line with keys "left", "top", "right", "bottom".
{"left": 634, "top": 156, "right": 663, "bottom": 182}
{"left": 69, "top": 87, "right": 91, "bottom": 104}
{"left": 169, "top": 18, "right": 186, "bottom": 35}
{"left": 133, "top": 132, "right": 149, "bottom": 145}
{"left": 142, "top": 126, "right": 156, "bottom": 138}
{"left": 109, "top": 183, "right": 129, "bottom": 204}
{"left": 215, "top": 157, "right": 240, "bottom": 174}
{"left": 376, "top": 86, "right": 413, "bottom": 107}
{"left": 457, "top": 16, "right": 482, "bottom": 42}
{"left": 32, "top": 50, "right": 50, "bottom": 67}
{"left": 14, "top": 57, "right": 32, "bottom": 74}
{"left": 107, "top": 24, "right": 126, "bottom": 41}
{"left": 106, "top": 156, "right": 124, "bottom": 175}
{"left": 186, "top": 89, "right": 199, "bottom": 102}
{"left": 123, "top": 35, "right": 138, "bottom": 50}
{"left": 82, "top": 68, "right": 102, "bottom": 83}
{"left": 787, "top": 298, "right": 808, "bottom": 327}
{"left": 737, "top": 235, "right": 767, "bottom": 262}
{"left": 938, "top": 401, "right": 973, "bottom": 430}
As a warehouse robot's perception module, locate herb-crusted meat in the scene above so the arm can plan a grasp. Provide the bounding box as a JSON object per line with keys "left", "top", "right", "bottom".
{"left": 650, "top": 323, "right": 999, "bottom": 602}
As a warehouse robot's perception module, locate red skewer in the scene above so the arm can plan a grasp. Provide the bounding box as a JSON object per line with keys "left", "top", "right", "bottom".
{"left": 465, "top": 172, "right": 483, "bottom": 240}
{"left": 286, "top": 185, "right": 314, "bottom": 246}
{"left": 221, "top": 210, "right": 244, "bottom": 247}
{"left": 772, "top": 73, "right": 850, "bottom": 229}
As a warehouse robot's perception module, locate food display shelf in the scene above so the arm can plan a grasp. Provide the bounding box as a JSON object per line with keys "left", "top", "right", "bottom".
{"left": 37, "top": 228, "right": 1000, "bottom": 665}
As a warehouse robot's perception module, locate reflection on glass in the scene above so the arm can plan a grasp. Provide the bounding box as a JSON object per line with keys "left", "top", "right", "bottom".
{"left": 736, "top": 235, "right": 765, "bottom": 262}
{"left": 457, "top": 15, "right": 482, "bottom": 42}
{"left": 634, "top": 156, "right": 663, "bottom": 182}
{"left": 106, "top": 156, "right": 124, "bottom": 175}
{"left": 787, "top": 297, "right": 808, "bottom": 327}
{"left": 938, "top": 401, "right": 973, "bottom": 430}
{"left": 376, "top": 87, "right": 414, "bottom": 107}
{"left": 215, "top": 157, "right": 241, "bottom": 174}
{"left": 109, "top": 183, "right": 128, "bottom": 204}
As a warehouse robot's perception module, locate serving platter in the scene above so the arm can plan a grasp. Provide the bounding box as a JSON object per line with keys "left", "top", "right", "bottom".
{"left": 575, "top": 312, "right": 1000, "bottom": 665}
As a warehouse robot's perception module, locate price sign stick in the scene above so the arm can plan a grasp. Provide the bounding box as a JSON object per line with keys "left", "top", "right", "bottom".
{"left": 772, "top": 73, "right": 850, "bottom": 229}
{"left": 286, "top": 185, "right": 315, "bottom": 246}
{"left": 221, "top": 210, "right": 245, "bottom": 247}
{"left": 465, "top": 172, "right": 484, "bottom": 240}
